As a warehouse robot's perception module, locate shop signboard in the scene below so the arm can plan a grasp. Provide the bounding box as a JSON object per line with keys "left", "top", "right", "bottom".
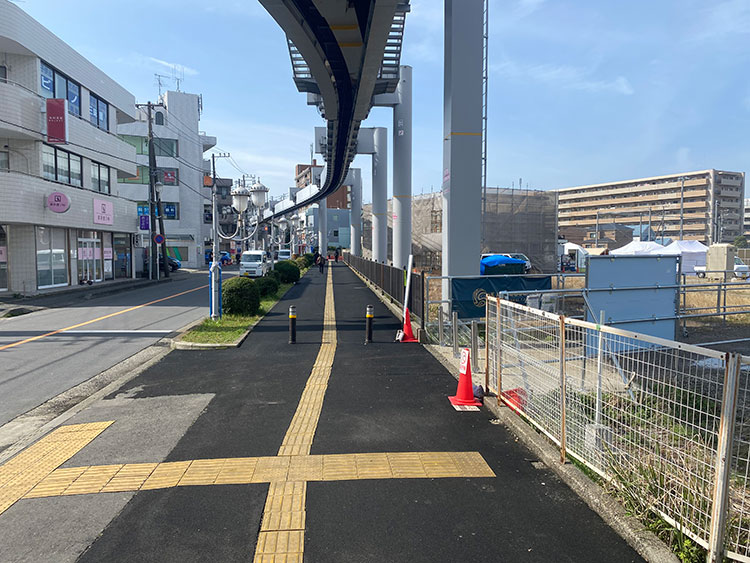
{"left": 93, "top": 199, "right": 114, "bottom": 225}
{"left": 46, "top": 99, "right": 68, "bottom": 144}
{"left": 47, "top": 192, "right": 70, "bottom": 213}
{"left": 103, "top": 247, "right": 113, "bottom": 260}
{"left": 0, "top": 246, "right": 6, "bottom": 262}
{"left": 139, "top": 215, "right": 150, "bottom": 230}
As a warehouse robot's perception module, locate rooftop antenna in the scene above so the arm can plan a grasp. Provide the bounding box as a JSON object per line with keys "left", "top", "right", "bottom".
{"left": 154, "top": 73, "right": 169, "bottom": 97}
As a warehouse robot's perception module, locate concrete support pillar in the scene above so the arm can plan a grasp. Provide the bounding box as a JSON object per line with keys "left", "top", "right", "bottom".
{"left": 350, "top": 168, "right": 362, "bottom": 256}
{"left": 392, "top": 65, "right": 412, "bottom": 270}
{"left": 318, "top": 198, "right": 327, "bottom": 254}
{"left": 372, "top": 127, "right": 388, "bottom": 263}
{"left": 442, "top": 0, "right": 483, "bottom": 286}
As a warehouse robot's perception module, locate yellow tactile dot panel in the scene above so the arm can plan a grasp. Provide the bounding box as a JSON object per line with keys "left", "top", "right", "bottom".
{"left": 0, "top": 421, "right": 113, "bottom": 514}
{"left": 101, "top": 463, "right": 158, "bottom": 493}
{"left": 254, "top": 530, "right": 305, "bottom": 562}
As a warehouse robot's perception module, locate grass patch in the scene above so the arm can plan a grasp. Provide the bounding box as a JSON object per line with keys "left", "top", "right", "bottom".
{"left": 181, "top": 281, "right": 294, "bottom": 344}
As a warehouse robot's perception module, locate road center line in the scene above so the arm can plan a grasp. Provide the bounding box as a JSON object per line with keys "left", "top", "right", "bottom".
{"left": 0, "top": 285, "right": 207, "bottom": 352}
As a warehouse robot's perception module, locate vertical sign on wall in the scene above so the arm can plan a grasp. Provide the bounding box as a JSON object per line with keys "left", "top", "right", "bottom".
{"left": 46, "top": 99, "right": 69, "bottom": 144}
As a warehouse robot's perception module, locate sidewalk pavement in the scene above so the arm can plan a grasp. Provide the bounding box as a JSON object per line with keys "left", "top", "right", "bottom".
{"left": 0, "top": 263, "right": 650, "bottom": 563}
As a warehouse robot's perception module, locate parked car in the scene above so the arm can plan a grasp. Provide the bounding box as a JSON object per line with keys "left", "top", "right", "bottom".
{"left": 489, "top": 252, "right": 532, "bottom": 273}
{"left": 277, "top": 249, "right": 292, "bottom": 261}
{"left": 695, "top": 256, "right": 750, "bottom": 279}
{"left": 240, "top": 250, "right": 270, "bottom": 278}
{"left": 144, "top": 254, "right": 181, "bottom": 272}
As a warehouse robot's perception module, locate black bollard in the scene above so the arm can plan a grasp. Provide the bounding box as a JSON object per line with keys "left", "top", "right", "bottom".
{"left": 365, "top": 304, "right": 374, "bottom": 344}
{"left": 289, "top": 305, "right": 297, "bottom": 344}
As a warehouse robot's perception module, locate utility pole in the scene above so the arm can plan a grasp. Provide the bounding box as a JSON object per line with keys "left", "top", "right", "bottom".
{"left": 137, "top": 101, "right": 168, "bottom": 279}
{"left": 210, "top": 152, "right": 230, "bottom": 319}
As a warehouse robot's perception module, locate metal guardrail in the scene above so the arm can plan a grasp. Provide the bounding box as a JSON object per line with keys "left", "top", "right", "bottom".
{"left": 486, "top": 296, "right": 750, "bottom": 562}
{"left": 342, "top": 253, "right": 425, "bottom": 327}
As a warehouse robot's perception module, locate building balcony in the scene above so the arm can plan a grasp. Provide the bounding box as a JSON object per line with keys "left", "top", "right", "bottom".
{"left": 199, "top": 133, "right": 216, "bottom": 152}
{"left": 0, "top": 80, "right": 44, "bottom": 141}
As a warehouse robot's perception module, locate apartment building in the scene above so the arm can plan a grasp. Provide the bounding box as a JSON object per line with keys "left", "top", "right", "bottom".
{"left": 117, "top": 90, "right": 216, "bottom": 269}
{"left": 0, "top": 1, "right": 139, "bottom": 294}
{"left": 558, "top": 170, "right": 745, "bottom": 245}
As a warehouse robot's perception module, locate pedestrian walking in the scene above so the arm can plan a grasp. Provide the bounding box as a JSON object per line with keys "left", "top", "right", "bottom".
{"left": 334, "top": 249, "right": 339, "bottom": 263}
{"left": 317, "top": 254, "right": 325, "bottom": 273}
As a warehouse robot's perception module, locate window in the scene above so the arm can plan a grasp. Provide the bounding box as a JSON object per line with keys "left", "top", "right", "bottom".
{"left": 204, "top": 204, "right": 212, "bottom": 223}
{"left": 36, "top": 226, "right": 68, "bottom": 288}
{"left": 89, "top": 93, "right": 108, "bottom": 130}
{"left": 160, "top": 202, "right": 179, "bottom": 220}
{"left": 0, "top": 65, "right": 6, "bottom": 83}
{"left": 42, "top": 144, "right": 82, "bottom": 186}
{"left": 90, "top": 162, "right": 110, "bottom": 193}
{"left": 121, "top": 166, "right": 178, "bottom": 185}
{"left": 0, "top": 151, "right": 8, "bottom": 171}
{"left": 154, "top": 111, "right": 164, "bottom": 126}
{"left": 153, "top": 137, "right": 178, "bottom": 157}
{"left": 39, "top": 62, "right": 81, "bottom": 116}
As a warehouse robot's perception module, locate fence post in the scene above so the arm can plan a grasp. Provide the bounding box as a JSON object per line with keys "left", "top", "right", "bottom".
{"left": 438, "top": 308, "right": 445, "bottom": 346}
{"left": 707, "top": 353, "right": 741, "bottom": 563}
{"left": 471, "top": 320, "right": 478, "bottom": 379}
{"left": 595, "top": 310, "right": 605, "bottom": 425}
{"left": 722, "top": 282, "right": 727, "bottom": 325}
{"left": 716, "top": 282, "right": 721, "bottom": 317}
{"left": 559, "top": 315, "right": 567, "bottom": 464}
{"left": 484, "top": 300, "right": 490, "bottom": 392}
{"left": 496, "top": 299, "right": 502, "bottom": 407}
{"left": 452, "top": 311, "right": 459, "bottom": 358}
{"left": 420, "top": 273, "right": 426, "bottom": 331}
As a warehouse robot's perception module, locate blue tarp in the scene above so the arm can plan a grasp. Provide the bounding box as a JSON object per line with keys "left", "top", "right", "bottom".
{"left": 480, "top": 254, "right": 525, "bottom": 275}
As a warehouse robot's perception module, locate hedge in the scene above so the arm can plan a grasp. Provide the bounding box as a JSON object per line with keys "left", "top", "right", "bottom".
{"left": 255, "top": 276, "right": 279, "bottom": 297}
{"left": 265, "top": 269, "right": 281, "bottom": 283}
{"left": 275, "top": 260, "right": 300, "bottom": 283}
{"left": 303, "top": 253, "right": 315, "bottom": 267}
{"left": 295, "top": 256, "right": 308, "bottom": 271}
{"left": 222, "top": 276, "right": 260, "bottom": 315}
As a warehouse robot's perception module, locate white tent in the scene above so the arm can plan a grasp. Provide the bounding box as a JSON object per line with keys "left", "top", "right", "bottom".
{"left": 653, "top": 240, "right": 708, "bottom": 274}
{"left": 610, "top": 240, "right": 665, "bottom": 256}
{"left": 563, "top": 242, "right": 588, "bottom": 271}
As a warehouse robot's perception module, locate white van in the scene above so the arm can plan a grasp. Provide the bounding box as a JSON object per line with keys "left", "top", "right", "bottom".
{"left": 240, "top": 250, "right": 270, "bottom": 278}
{"left": 277, "top": 249, "right": 292, "bottom": 262}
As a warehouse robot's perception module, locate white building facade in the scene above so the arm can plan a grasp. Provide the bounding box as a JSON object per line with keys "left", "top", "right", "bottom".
{"left": 117, "top": 90, "right": 216, "bottom": 269}
{"left": 0, "top": 1, "right": 139, "bottom": 294}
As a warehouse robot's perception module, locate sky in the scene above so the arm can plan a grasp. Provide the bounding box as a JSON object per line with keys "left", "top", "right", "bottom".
{"left": 12, "top": 0, "right": 750, "bottom": 203}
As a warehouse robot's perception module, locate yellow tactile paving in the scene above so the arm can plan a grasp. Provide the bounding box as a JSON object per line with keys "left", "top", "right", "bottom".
{"left": 0, "top": 421, "right": 113, "bottom": 514}
{"left": 100, "top": 463, "right": 158, "bottom": 493}
{"left": 141, "top": 461, "right": 191, "bottom": 490}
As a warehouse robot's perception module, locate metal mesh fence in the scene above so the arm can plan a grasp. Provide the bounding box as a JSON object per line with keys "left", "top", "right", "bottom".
{"left": 487, "top": 297, "right": 750, "bottom": 560}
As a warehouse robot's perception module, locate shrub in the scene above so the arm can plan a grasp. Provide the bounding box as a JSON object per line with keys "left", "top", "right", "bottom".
{"left": 222, "top": 276, "right": 260, "bottom": 315}
{"left": 255, "top": 276, "right": 279, "bottom": 297}
{"left": 275, "top": 260, "right": 300, "bottom": 283}
{"left": 303, "top": 253, "right": 315, "bottom": 267}
{"left": 295, "top": 257, "right": 308, "bottom": 271}
{"left": 265, "top": 269, "right": 281, "bottom": 283}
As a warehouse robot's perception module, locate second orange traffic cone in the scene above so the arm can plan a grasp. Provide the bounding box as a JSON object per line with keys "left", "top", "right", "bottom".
{"left": 449, "top": 348, "right": 482, "bottom": 407}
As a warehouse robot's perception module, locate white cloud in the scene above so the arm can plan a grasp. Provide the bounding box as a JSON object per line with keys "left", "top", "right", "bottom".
{"left": 695, "top": 0, "right": 750, "bottom": 41}
{"left": 514, "top": 0, "right": 546, "bottom": 19}
{"left": 492, "top": 60, "right": 634, "bottom": 95}
{"left": 148, "top": 57, "right": 199, "bottom": 77}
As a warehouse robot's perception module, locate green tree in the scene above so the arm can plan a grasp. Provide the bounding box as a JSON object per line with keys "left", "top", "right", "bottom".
{"left": 733, "top": 235, "right": 748, "bottom": 248}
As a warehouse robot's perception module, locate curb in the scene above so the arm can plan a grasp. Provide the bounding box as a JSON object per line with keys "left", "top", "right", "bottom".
{"left": 170, "top": 272, "right": 306, "bottom": 350}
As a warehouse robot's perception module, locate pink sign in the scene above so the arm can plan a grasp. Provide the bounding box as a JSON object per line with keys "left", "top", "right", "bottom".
{"left": 0, "top": 246, "right": 6, "bottom": 263}
{"left": 103, "top": 247, "right": 113, "bottom": 260}
{"left": 94, "top": 247, "right": 101, "bottom": 259}
{"left": 47, "top": 192, "right": 70, "bottom": 213}
{"left": 93, "top": 199, "right": 114, "bottom": 225}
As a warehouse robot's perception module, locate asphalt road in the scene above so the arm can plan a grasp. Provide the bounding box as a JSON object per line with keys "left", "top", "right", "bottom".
{"left": 0, "top": 271, "right": 213, "bottom": 426}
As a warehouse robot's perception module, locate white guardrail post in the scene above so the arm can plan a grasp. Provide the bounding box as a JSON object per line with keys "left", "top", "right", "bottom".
{"left": 707, "top": 352, "right": 741, "bottom": 563}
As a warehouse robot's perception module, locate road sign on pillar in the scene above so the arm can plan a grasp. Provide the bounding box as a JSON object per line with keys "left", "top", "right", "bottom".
{"left": 153, "top": 233, "right": 165, "bottom": 245}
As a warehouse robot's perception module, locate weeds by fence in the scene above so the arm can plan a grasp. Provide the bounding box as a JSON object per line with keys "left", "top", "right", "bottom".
{"left": 486, "top": 296, "right": 749, "bottom": 562}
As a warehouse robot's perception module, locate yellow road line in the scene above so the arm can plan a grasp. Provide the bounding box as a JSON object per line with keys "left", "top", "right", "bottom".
{"left": 0, "top": 422, "right": 113, "bottom": 514}
{"left": 0, "top": 284, "right": 207, "bottom": 351}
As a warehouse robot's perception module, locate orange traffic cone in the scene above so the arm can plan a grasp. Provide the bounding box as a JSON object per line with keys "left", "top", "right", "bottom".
{"left": 401, "top": 308, "right": 419, "bottom": 342}
{"left": 449, "top": 348, "right": 482, "bottom": 406}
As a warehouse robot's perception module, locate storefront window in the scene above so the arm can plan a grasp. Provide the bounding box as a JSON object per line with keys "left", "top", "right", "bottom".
{"left": 103, "top": 232, "right": 114, "bottom": 280}
{"left": 36, "top": 226, "right": 68, "bottom": 289}
{"left": 113, "top": 233, "right": 131, "bottom": 279}
{"left": 77, "top": 230, "right": 102, "bottom": 284}
{"left": 0, "top": 225, "right": 8, "bottom": 291}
